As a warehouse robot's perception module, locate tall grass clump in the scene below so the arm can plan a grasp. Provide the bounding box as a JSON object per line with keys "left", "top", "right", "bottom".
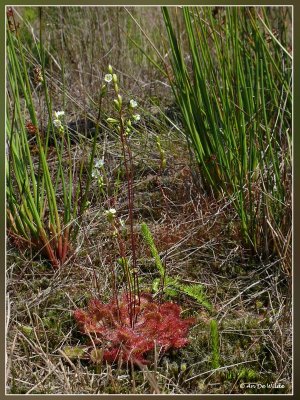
{"left": 6, "top": 8, "right": 102, "bottom": 268}
{"left": 161, "top": 7, "right": 292, "bottom": 264}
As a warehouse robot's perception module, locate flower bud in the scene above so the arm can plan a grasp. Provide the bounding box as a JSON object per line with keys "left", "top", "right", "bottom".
{"left": 101, "top": 84, "right": 107, "bottom": 95}
{"left": 117, "top": 94, "right": 122, "bottom": 107}
{"left": 180, "top": 363, "right": 187, "bottom": 373}
{"left": 107, "top": 117, "right": 119, "bottom": 124}
{"left": 113, "top": 99, "right": 121, "bottom": 111}
{"left": 112, "top": 228, "right": 118, "bottom": 237}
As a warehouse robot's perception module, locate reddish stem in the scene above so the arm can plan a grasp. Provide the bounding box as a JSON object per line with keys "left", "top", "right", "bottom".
{"left": 118, "top": 111, "right": 139, "bottom": 328}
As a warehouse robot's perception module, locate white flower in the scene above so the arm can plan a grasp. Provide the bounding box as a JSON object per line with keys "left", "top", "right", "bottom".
{"left": 104, "top": 208, "right": 117, "bottom": 222}
{"left": 104, "top": 74, "right": 113, "bottom": 83}
{"left": 94, "top": 158, "right": 104, "bottom": 169}
{"left": 53, "top": 119, "right": 62, "bottom": 128}
{"left": 130, "top": 99, "right": 138, "bottom": 108}
{"left": 91, "top": 169, "right": 101, "bottom": 179}
{"left": 54, "top": 111, "right": 65, "bottom": 119}
{"left": 133, "top": 114, "right": 140, "bottom": 121}
{"left": 107, "top": 208, "right": 116, "bottom": 215}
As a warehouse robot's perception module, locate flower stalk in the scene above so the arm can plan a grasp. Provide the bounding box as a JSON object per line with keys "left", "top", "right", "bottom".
{"left": 107, "top": 66, "right": 140, "bottom": 327}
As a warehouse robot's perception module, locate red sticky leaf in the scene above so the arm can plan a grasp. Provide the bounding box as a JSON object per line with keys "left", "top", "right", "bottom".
{"left": 74, "top": 292, "right": 195, "bottom": 365}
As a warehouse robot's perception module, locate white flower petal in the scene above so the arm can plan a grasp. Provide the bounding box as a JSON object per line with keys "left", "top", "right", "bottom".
{"left": 54, "top": 111, "right": 65, "bottom": 119}
{"left": 130, "top": 99, "right": 138, "bottom": 108}
{"left": 53, "top": 119, "right": 62, "bottom": 128}
{"left": 104, "top": 74, "right": 113, "bottom": 83}
{"left": 133, "top": 114, "right": 140, "bottom": 121}
{"left": 94, "top": 158, "right": 105, "bottom": 168}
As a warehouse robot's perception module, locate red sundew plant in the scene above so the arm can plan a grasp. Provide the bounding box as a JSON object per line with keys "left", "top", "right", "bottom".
{"left": 74, "top": 292, "right": 196, "bottom": 365}
{"left": 73, "top": 66, "right": 195, "bottom": 366}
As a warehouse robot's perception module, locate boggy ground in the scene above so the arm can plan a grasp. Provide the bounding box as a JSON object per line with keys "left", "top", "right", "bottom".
{"left": 6, "top": 123, "right": 292, "bottom": 394}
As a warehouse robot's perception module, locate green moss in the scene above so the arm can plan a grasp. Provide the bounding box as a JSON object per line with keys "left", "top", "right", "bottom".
{"left": 210, "top": 319, "right": 220, "bottom": 369}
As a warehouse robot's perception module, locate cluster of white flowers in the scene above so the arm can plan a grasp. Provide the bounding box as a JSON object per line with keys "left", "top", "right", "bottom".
{"left": 104, "top": 66, "right": 141, "bottom": 134}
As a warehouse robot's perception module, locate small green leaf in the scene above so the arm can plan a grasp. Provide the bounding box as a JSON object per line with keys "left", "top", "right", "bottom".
{"left": 19, "top": 325, "right": 33, "bottom": 337}
{"left": 63, "top": 346, "right": 86, "bottom": 359}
